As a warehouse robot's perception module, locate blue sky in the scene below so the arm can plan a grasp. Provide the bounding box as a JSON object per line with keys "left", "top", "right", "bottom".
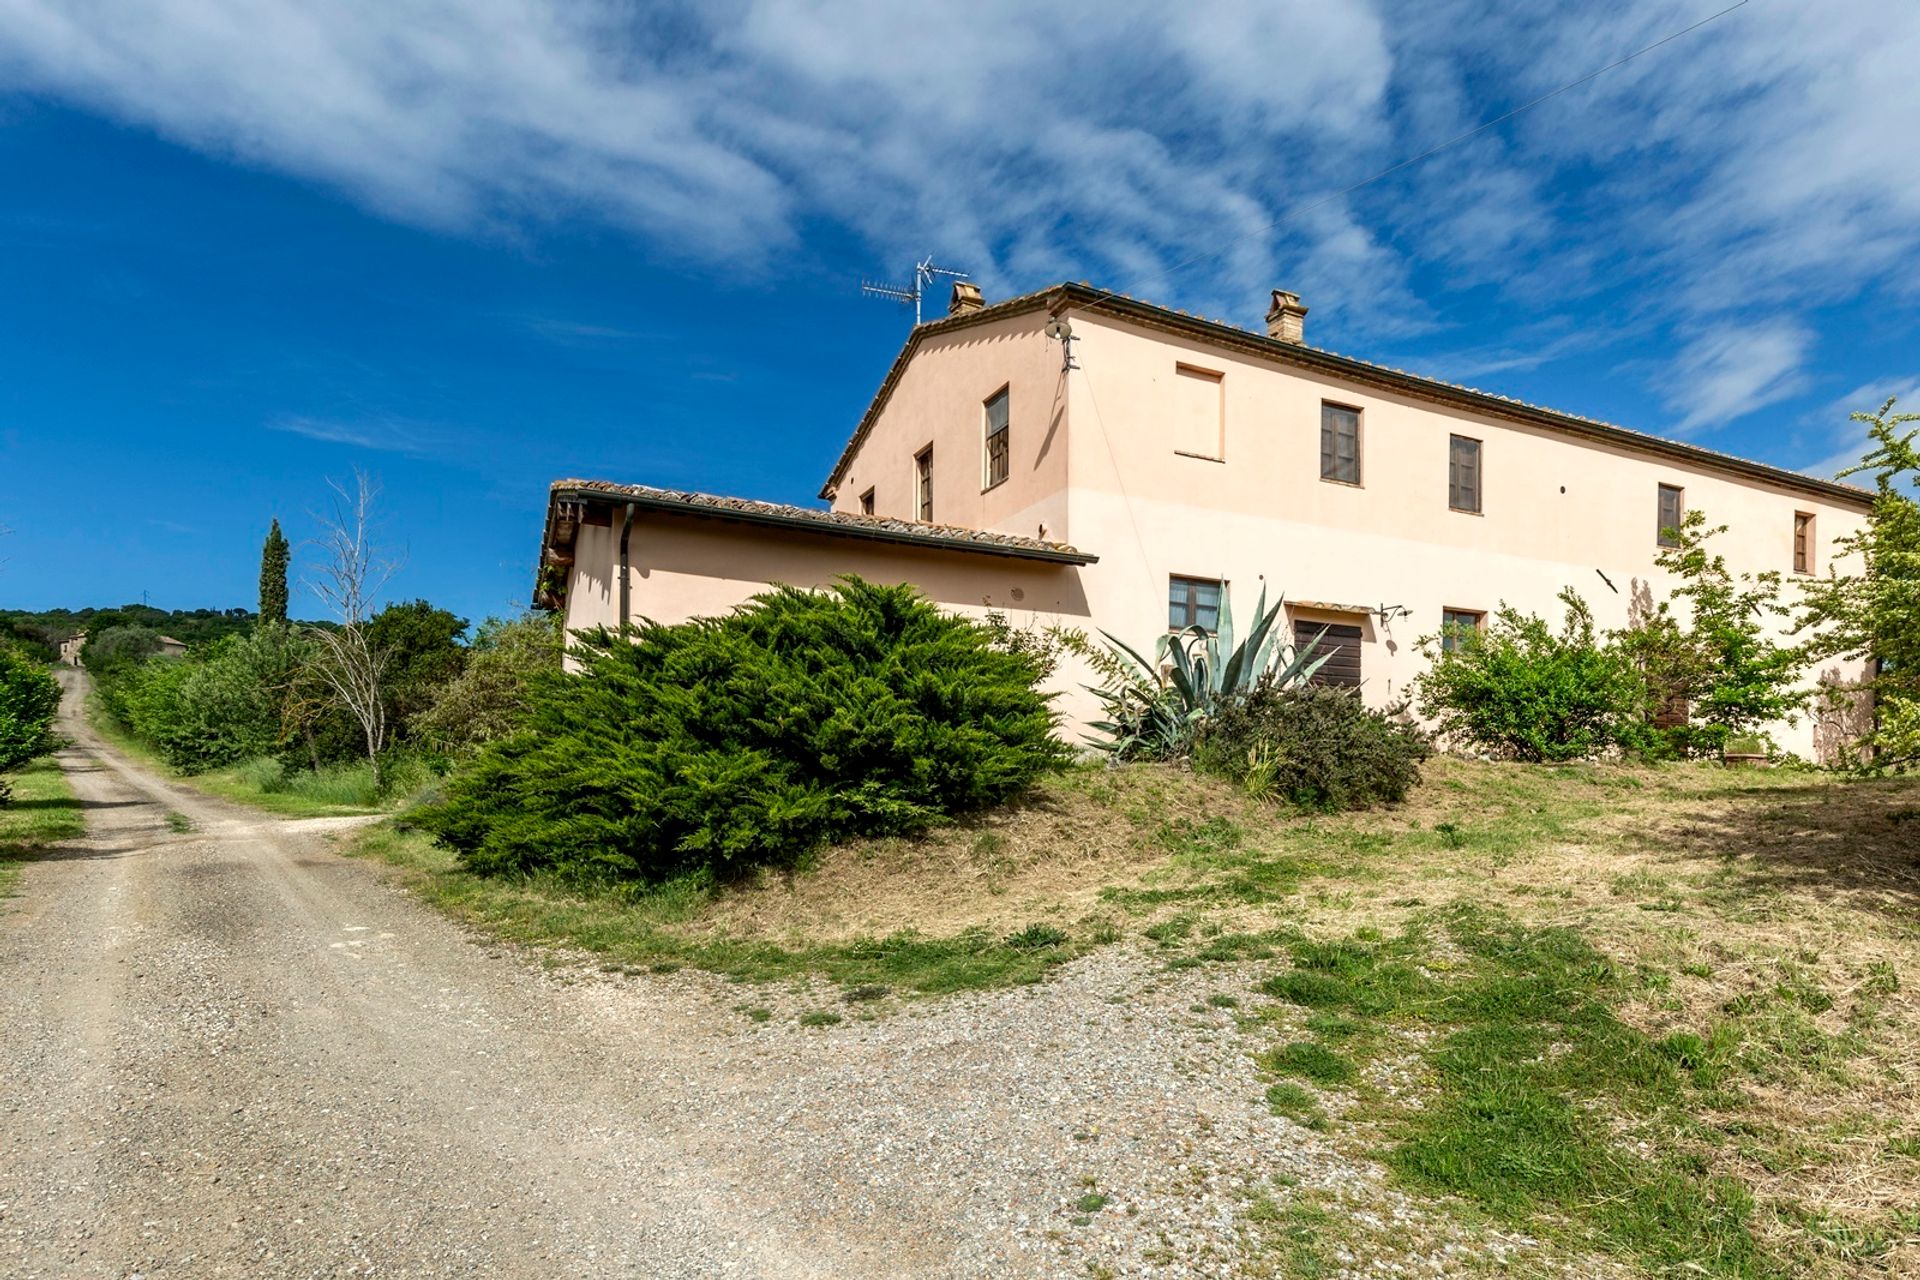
{"left": 2, "top": 1, "right": 1917, "bottom": 627}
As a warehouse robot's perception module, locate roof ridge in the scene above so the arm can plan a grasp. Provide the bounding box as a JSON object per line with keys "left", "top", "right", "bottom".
{"left": 820, "top": 281, "right": 1870, "bottom": 510}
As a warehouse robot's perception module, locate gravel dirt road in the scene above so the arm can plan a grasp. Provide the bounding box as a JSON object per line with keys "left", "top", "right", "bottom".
{"left": 0, "top": 672, "right": 1424, "bottom": 1279}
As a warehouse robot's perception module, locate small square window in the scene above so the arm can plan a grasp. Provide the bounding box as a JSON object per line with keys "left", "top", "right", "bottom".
{"left": 915, "top": 447, "right": 933, "bottom": 523}
{"left": 1448, "top": 436, "right": 1482, "bottom": 513}
{"left": 1321, "top": 403, "right": 1361, "bottom": 484}
{"left": 859, "top": 488, "right": 875, "bottom": 516}
{"left": 1657, "top": 484, "right": 1685, "bottom": 547}
{"left": 1440, "top": 608, "right": 1484, "bottom": 653}
{"left": 1793, "top": 512, "right": 1814, "bottom": 574}
{"left": 984, "top": 388, "right": 1010, "bottom": 489}
{"left": 1168, "top": 575, "right": 1222, "bottom": 633}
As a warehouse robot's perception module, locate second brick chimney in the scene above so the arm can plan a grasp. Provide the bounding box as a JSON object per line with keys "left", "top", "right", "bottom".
{"left": 1266, "top": 289, "right": 1308, "bottom": 343}
{"left": 948, "top": 281, "right": 985, "bottom": 316}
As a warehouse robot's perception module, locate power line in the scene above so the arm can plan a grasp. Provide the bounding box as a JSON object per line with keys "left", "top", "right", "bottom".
{"left": 1074, "top": 0, "right": 1752, "bottom": 318}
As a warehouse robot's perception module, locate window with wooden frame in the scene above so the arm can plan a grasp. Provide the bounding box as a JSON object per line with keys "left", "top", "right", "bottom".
{"left": 1171, "top": 364, "right": 1225, "bottom": 460}
{"left": 1168, "top": 575, "right": 1223, "bottom": 633}
{"left": 1440, "top": 608, "right": 1484, "bottom": 653}
{"left": 983, "top": 387, "right": 1010, "bottom": 489}
{"left": 1793, "top": 512, "right": 1814, "bottom": 574}
{"left": 1321, "top": 403, "right": 1361, "bottom": 484}
{"left": 1296, "top": 619, "right": 1362, "bottom": 687}
{"left": 1657, "top": 483, "right": 1685, "bottom": 547}
{"left": 914, "top": 446, "right": 933, "bottom": 523}
{"left": 859, "top": 488, "right": 875, "bottom": 516}
{"left": 1448, "top": 435, "right": 1482, "bottom": 513}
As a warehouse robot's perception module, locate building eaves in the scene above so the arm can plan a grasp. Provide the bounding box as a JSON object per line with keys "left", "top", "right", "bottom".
{"left": 546, "top": 478, "right": 1098, "bottom": 576}
{"left": 821, "top": 281, "right": 1874, "bottom": 512}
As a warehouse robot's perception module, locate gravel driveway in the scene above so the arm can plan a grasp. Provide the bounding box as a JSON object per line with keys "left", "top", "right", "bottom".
{"left": 0, "top": 672, "right": 1435, "bottom": 1279}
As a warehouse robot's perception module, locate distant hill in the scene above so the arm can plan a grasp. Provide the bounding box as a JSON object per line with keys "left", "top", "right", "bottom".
{"left": 1, "top": 605, "right": 262, "bottom": 658}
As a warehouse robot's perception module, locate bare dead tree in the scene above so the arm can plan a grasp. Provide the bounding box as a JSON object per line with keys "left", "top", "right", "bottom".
{"left": 303, "top": 470, "right": 400, "bottom": 784}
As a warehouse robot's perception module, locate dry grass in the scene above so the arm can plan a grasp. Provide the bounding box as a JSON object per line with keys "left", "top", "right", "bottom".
{"left": 694, "top": 764, "right": 1263, "bottom": 944}
{"left": 354, "top": 754, "right": 1920, "bottom": 1273}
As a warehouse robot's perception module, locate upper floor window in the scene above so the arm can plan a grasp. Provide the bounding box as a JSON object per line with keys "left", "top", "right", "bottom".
{"left": 1168, "top": 575, "right": 1222, "bottom": 633}
{"left": 984, "top": 388, "right": 1010, "bottom": 489}
{"left": 1172, "top": 364, "right": 1225, "bottom": 460}
{"left": 915, "top": 446, "right": 933, "bottom": 522}
{"left": 1794, "top": 512, "right": 1814, "bottom": 574}
{"left": 1321, "top": 403, "right": 1361, "bottom": 484}
{"left": 859, "top": 488, "right": 875, "bottom": 516}
{"left": 1440, "top": 608, "right": 1484, "bottom": 653}
{"left": 1657, "top": 483, "right": 1685, "bottom": 547}
{"left": 1448, "top": 435, "right": 1482, "bottom": 513}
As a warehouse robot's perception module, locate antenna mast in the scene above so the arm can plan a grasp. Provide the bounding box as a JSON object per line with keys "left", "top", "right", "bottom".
{"left": 860, "top": 254, "right": 970, "bottom": 325}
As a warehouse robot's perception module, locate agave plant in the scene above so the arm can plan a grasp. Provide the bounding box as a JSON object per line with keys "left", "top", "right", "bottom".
{"left": 1087, "top": 581, "right": 1329, "bottom": 759}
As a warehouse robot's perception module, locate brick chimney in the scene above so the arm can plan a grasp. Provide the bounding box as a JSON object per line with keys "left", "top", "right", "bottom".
{"left": 948, "top": 281, "right": 985, "bottom": 316}
{"left": 1266, "top": 289, "right": 1308, "bottom": 343}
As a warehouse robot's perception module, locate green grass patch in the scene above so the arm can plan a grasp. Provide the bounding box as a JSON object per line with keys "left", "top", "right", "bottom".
{"left": 0, "top": 759, "right": 84, "bottom": 897}
{"left": 1255, "top": 905, "right": 1784, "bottom": 1276}
{"left": 1259, "top": 1040, "right": 1358, "bottom": 1087}
{"left": 342, "top": 822, "right": 1096, "bottom": 995}
{"left": 1243, "top": 1192, "right": 1335, "bottom": 1277}
{"left": 1263, "top": 1082, "right": 1331, "bottom": 1131}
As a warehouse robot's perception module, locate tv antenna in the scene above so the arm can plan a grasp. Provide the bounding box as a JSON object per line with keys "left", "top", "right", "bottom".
{"left": 860, "top": 255, "right": 969, "bottom": 326}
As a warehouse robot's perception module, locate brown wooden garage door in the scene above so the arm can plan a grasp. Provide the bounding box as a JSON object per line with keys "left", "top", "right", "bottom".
{"left": 1296, "top": 620, "right": 1363, "bottom": 688}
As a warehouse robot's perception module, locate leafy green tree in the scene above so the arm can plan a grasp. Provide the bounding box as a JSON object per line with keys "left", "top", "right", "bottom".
{"left": 0, "top": 645, "right": 61, "bottom": 801}
{"left": 412, "top": 613, "right": 562, "bottom": 752}
{"left": 1415, "top": 589, "right": 1646, "bottom": 762}
{"left": 117, "top": 628, "right": 309, "bottom": 773}
{"left": 1798, "top": 396, "right": 1920, "bottom": 769}
{"left": 82, "top": 625, "right": 162, "bottom": 676}
{"left": 414, "top": 579, "right": 1068, "bottom": 884}
{"left": 1630, "top": 510, "right": 1803, "bottom": 756}
{"left": 365, "top": 600, "right": 467, "bottom": 741}
{"left": 259, "top": 519, "right": 290, "bottom": 627}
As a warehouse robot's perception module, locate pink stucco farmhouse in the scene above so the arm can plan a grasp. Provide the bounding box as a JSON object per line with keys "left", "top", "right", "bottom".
{"left": 536, "top": 282, "right": 1875, "bottom": 761}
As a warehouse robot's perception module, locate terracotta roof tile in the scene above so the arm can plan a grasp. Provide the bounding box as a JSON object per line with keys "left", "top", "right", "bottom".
{"left": 549, "top": 479, "right": 1096, "bottom": 565}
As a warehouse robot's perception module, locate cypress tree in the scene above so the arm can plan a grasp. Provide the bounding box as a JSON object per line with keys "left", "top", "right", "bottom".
{"left": 259, "top": 519, "right": 290, "bottom": 627}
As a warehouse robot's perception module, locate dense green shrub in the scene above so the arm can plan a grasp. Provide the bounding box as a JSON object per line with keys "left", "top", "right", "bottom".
{"left": 412, "top": 612, "right": 561, "bottom": 752}
{"left": 1628, "top": 511, "right": 1804, "bottom": 757}
{"left": 413, "top": 579, "right": 1069, "bottom": 884}
{"left": 0, "top": 646, "right": 61, "bottom": 799}
{"left": 117, "top": 628, "right": 308, "bottom": 773}
{"left": 1416, "top": 590, "right": 1646, "bottom": 762}
{"left": 1195, "top": 682, "right": 1430, "bottom": 810}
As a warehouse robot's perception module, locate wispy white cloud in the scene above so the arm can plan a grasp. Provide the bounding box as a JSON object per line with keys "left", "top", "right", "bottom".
{"left": 1798, "top": 377, "right": 1920, "bottom": 480}
{"left": 267, "top": 413, "right": 436, "bottom": 455}
{"left": 1658, "top": 320, "right": 1811, "bottom": 434}
{"left": 4, "top": 0, "right": 1920, "bottom": 425}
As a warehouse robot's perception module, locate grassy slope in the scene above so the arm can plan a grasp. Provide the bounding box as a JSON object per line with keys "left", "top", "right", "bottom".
{"left": 0, "top": 758, "right": 85, "bottom": 897}
{"left": 345, "top": 759, "right": 1920, "bottom": 1277}
{"left": 85, "top": 696, "right": 383, "bottom": 818}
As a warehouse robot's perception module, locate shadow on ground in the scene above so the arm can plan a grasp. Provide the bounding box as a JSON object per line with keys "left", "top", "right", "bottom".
{"left": 1641, "top": 777, "right": 1920, "bottom": 916}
